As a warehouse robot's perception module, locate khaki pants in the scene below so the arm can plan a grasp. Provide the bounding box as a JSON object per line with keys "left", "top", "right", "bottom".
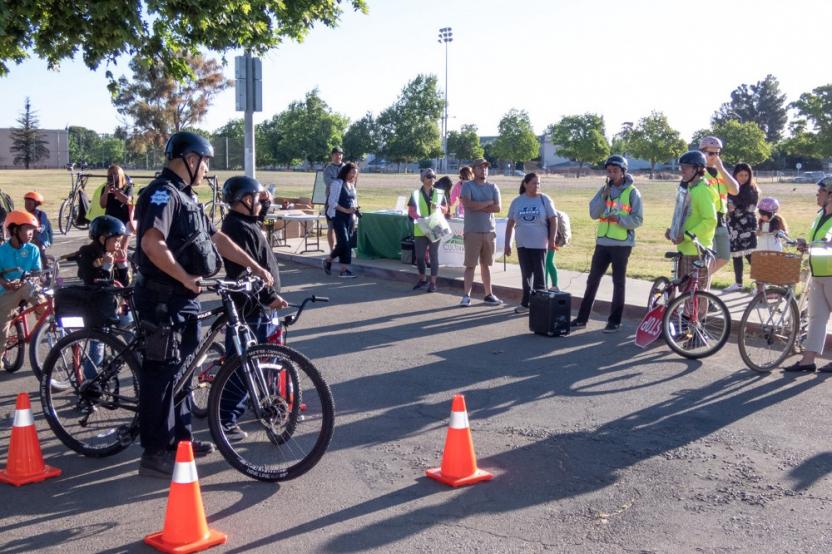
{"left": 0, "top": 283, "right": 39, "bottom": 353}
{"left": 806, "top": 276, "right": 832, "bottom": 355}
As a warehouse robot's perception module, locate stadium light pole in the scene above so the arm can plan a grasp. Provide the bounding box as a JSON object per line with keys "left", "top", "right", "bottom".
{"left": 438, "top": 27, "right": 453, "bottom": 173}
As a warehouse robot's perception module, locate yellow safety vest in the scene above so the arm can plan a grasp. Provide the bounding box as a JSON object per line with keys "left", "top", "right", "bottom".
{"left": 412, "top": 187, "right": 444, "bottom": 238}
{"left": 705, "top": 168, "right": 729, "bottom": 214}
{"left": 596, "top": 184, "right": 633, "bottom": 241}
{"left": 808, "top": 209, "right": 832, "bottom": 277}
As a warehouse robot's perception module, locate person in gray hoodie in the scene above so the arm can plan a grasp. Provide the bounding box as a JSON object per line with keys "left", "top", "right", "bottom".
{"left": 571, "top": 155, "right": 644, "bottom": 333}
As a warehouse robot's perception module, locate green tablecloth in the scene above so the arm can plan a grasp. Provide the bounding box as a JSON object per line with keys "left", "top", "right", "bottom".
{"left": 357, "top": 211, "right": 413, "bottom": 259}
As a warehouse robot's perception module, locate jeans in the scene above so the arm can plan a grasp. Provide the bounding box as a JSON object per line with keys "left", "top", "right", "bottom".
{"left": 83, "top": 312, "right": 134, "bottom": 380}
{"left": 577, "top": 245, "right": 632, "bottom": 325}
{"left": 329, "top": 215, "right": 353, "bottom": 265}
{"left": 220, "top": 314, "right": 270, "bottom": 427}
{"left": 415, "top": 236, "right": 439, "bottom": 277}
{"left": 517, "top": 247, "right": 545, "bottom": 307}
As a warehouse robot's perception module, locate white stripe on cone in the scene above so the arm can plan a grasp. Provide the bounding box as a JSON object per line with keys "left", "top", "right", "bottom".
{"left": 13, "top": 408, "right": 34, "bottom": 427}
{"left": 172, "top": 460, "right": 199, "bottom": 484}
{"left": 449, "top": 410, "right": 469, "bottom": 430}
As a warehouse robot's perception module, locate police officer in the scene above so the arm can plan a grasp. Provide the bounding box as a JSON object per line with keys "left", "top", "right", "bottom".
{"left": 134, "top": 131, "right": 274, "bottom": 478}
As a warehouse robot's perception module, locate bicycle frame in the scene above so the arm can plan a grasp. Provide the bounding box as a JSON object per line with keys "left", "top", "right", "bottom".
{"left": 13, "top": 295, "right": 53, "bottom": 343}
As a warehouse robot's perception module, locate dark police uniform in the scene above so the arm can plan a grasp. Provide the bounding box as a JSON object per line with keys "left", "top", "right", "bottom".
{"left": 133, "top": 167, "right": 220, "bottom": 455}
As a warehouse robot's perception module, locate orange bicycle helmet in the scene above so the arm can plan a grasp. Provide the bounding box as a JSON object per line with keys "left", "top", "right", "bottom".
{"left": 4, "top": 210, "right": 39, "bottom": 231}
{"left": 24, "top": 191, "right": 44, "bottom": 204}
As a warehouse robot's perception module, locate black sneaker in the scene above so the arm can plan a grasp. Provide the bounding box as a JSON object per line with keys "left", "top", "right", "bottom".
{"left": 603, "top": 322, "right": 622, "bottom": 334}
{"left": 322, "top": 258, "right": 332, "bottom": 275}
{"left": 339, "top": 270, "right": 357, "bottom": 279}
{"left": 191, "top": 439, "right": 216, "bottom": 458}
{"left": 222, "top": 423, "right": 248, "bottom": 442}
{"left": 413, "top": 280, "right": 428, "bottom": 290}
{"left": 570, "top": 318, "right": 587, "bottom": 328}
{"left": 783, "top": 361, "right": 816, "bottom": 373}
{"left": 483, "top": 294, "right": 502, "bottom": 306}
{"left": 139, "top": 450, "right": 175, "bottom": 479}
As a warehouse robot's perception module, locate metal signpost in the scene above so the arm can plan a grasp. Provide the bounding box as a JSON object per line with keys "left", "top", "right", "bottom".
{"left": 235, "top": 53, "right": 263, "bottom": 178}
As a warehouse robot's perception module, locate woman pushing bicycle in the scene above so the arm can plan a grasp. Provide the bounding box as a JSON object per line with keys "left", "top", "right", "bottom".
{"left": 784, "top": 177, "right": 832, "bottom": 373}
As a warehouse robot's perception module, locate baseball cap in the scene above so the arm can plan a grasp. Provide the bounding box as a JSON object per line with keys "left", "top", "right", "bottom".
{"left": 420, "top": 168, "right": 437, "bottom": 179}
{"left": 471, "top": 158, "right": 489, "bottom": 168}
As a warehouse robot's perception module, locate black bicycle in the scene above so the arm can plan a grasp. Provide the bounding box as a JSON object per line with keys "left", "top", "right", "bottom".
{"left": 39, "top": 274, "right": 334, "bottom": 482}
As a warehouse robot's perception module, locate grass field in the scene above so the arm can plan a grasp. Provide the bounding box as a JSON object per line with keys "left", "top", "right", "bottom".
{"left": 0, "top": 169, "right": 818, "bottom": 287}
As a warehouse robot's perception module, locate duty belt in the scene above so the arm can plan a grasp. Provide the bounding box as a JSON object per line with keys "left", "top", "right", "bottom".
{"left": 134, "top": 273, "right": 192, "bottom": 297}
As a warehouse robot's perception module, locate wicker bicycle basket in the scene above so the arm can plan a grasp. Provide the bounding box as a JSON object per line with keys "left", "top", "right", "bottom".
{"left": 750, "top": 251, "right": 802, "bottom": 285}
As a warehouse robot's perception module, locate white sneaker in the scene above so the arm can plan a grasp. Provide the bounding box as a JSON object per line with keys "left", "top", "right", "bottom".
{"left": 459, "top": 295, "right": 471, "bottom": 307}
{"left": 722, "top": 283, "right": 743, "bottom": 294}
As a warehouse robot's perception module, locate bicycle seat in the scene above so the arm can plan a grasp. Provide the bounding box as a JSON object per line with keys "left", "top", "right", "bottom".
{"left": 664, "top": 252, "right": 682, "bottom": 259}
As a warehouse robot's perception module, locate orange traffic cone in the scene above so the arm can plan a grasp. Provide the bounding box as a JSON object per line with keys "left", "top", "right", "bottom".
{"left": 144, "top": 441, "right": 227, "bottom": 553}
{"left": 426, "top": 394, "right": 493, "bottom": 487}
{"left": 0, "top": 392, "right": 61, "bottom": 487}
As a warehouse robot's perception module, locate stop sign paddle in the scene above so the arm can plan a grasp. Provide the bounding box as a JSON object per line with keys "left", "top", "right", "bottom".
{"left": 635, "top": 305, "right": 665, "bottom": 348}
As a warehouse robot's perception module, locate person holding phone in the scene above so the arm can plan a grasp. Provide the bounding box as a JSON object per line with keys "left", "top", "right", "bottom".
{"left": 100, "top": 164, "right": 134, "bottom": 232}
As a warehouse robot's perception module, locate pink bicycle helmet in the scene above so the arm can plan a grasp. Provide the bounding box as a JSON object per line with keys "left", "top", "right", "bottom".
{"left": 698, "top": 136, "right": 723, "bottom": 150}
{"left": 758, "top": 197, "right": 780, "bottom": 213}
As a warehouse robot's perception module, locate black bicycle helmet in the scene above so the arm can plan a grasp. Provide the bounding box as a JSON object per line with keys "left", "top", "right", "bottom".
{"left": 818, "top": 176, "right": 832, "bottom": 192}
{"left": 164, "top": 132, "right": 214, "bottom": 161}
{"left": 89, "top": 215, "right": 127, "bottom": 242}
{"left": 222, "top": 176, "right": 263, "bottom": 205}
{"left": 679, "top": 150, "right": 707, "bottom": 167}
{"left": 604, "top": 155, "right": 628, "bottom": 172}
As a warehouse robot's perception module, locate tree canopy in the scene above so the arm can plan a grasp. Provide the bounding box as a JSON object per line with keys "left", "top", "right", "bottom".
{"left": 1, "top": 0, "right": 368, "bottom": 87}
{"left": 791, "top": 84, "right": 832, "bottom": 158}
{"left": 712, "top": 120, "right": 772, "bottom": 166}
{"left": 446, "top": 124, "right": 484, "bottom": 163}
{"left": 10, "top": 98, "right": 49, "bottom": 169}
{"left": 492, "top": 110, "right": 539, "bottom": 167}
{"left": 548, "top": 113, "right": 609, "bottom": 176}
{"left": 376, "top": 74, "right": 443, "bottom": 166}
{"left": 627, "top": 111, "right": 686, "bottom": 178}
{"left": 712, "top": 74, "right": 788, "bottom": 142}
{"left": 343, "top": 113, "right": 378, "bottom": 162}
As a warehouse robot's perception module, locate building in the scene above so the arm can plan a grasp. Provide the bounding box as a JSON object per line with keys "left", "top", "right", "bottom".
{"left": 0, "top": 128, "right": 69, "bottom": 169}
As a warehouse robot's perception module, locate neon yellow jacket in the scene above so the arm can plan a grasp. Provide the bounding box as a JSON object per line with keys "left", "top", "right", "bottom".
{"left": 678, "top": 177, "right": 718, "bottom": 256}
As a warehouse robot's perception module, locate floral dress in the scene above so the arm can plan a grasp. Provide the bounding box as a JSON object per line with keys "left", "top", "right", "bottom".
{"left": 727, "top": 184, "right": 758, "bottom": 257}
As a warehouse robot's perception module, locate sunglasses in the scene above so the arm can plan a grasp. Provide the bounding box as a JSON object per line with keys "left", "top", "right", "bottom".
{"left": 759, "top": 210, "right": 772, "bottom": 217}
{"left": 706, "top": 151, "right": 720, "bottom": 157}
{"left": 425, "top": 175, "right": 436, "bottom": 180}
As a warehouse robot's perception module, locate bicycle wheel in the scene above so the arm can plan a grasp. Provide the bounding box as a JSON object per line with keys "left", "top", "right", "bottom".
{"left": 191, "top": 342, "right": 225, "bottom": 419}
{"left": 3, "top": 320, "right": 25, "bottom": 372}
{"left": 207, "top": 344, "right": 334, "bottom": 482}
{"left": 204, "top": 200, "right": 226, "bottom": 227}
{"left": 662, "top": 290, "right": 731, "bottom": 359}
{"left": 647, "top": 276, "right": 673, "bottom": 310}
{"left": 29, "top": 318, "right": 68, "bottom": 386}
{"left": 738, "top": 287, "right": 799, "bottom": 372}
{"left": 39, "top": 329, "right": 140, "bottom": 457}
{"left": 58, "top": 198, "right": 73, "bottom": 235}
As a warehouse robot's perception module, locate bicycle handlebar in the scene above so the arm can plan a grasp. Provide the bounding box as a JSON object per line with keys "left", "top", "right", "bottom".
{"left": 683, "top": 232, "right": 717, "bottom": 261}
{"left": 282, "top": 295, "right": 330, "bottom": 327}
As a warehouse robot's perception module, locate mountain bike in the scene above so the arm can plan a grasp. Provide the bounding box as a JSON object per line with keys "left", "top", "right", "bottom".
{"left": 39, "top": 274, "right": 334, "bottom": 482}
{"left": 202, "top": 175, "right": 227, "bottom": 227}
{"left": 639, "top": 234, "right": 731, "bottom": 358}
{"left": 737, "top": 234, "right": 819, "bottom": 372}
{"left": 58, "top": 168, "right": 91, "bottom": 234}
{"left": 191, "top": 295, "right": 329, "bottom": 418}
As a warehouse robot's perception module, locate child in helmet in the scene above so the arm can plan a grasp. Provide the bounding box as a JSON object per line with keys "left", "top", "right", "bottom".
{"left": 0, "top": 210, "right": 42, "bottom": 368}
{"left": 23, "top": 191, "right": 53, "bottom": 257}
{"left": 756, "top": 197, "right": 788, "bottom": 252}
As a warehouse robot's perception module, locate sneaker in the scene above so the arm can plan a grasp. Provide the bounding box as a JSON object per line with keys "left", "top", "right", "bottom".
{"left": 139, "top": 450, "right": 175, "bottom": 479}
{"left": 483, "top": 294, "right": 503, "bottom": 306}
{"left": 427, "top": 283, "right": 437, "bottom": 293}
{"left": 722, "top": 283, "right": 743, "bottom": 294}
{"left": 459, "top": 295, "right": 471, "bottom": 307}
{"left": 322, "top": 258, "right": 332, "bottom": 275}
{"left": 339, "top": 270, "right": 357, "bottom": 279}
{"left": 191, "top": 439, "right": 216, "bottom": 458}
{"left": 818, "top": 363, "right": 832, "bottom": 373}
{"left": 783, "top": 361, "right": 816, "bottom": 373}
{"left": 603, "top": 322, "right": 622, "bottom": 334}
{"left": 570, "top": 318, "right": 587, "bottom": 328}
{"left": 413, "top": 280, "right": 428, "bottom": 290}
{"left": 222, "top": 423, "right": 248, "bottom": 442}
{"left": 548, "top": 286, "right": 560, "bottom": 292}
{"left": 514, "top": 305, "right": 529, "bottom": 314}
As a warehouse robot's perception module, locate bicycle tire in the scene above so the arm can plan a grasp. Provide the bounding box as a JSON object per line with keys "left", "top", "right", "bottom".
{"left": 738, "top": 287, "right": 799, "bottom": 372}
{"left": 39, "top": 329, "right": 140, "bottom": 457}
{"left": 207, "top": 344, "right": 334, "bottom": 482}
{"left": 191, "top": 342, "right": 225, "bottom": 419}
{"left": 205, "top": 200, "right": 226, "bottom": 227}
{"left": 29, "top": 318, "right": 68, "bottom": 386}
{"left": 3, "top": 320, "right": 25, "bottom": 372}
{"left": 647, "top": 276, "right": 673, "bottom": 311}
{"left": 58, "top": 198, "right": 73, "bottom": 235}
{"left": 662, "top": 290, "right": 731, "bottom": 359}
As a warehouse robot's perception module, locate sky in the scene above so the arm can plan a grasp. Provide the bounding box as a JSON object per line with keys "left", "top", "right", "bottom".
{"left": 1, "top": 0, "right": 831, "bottom": 142}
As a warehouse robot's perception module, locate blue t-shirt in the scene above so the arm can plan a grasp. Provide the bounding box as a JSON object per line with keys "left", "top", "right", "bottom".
{"left": 0, "top": 242, "right": 41, "bottom": 295}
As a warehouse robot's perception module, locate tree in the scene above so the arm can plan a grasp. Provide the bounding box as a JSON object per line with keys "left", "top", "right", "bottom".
{"left": 627, "top": 111, "right": 686, "bottom": 178}
{"left": 270, "top": 88, "right": 349, "bottom": 166}
{"left": 611, "top": 121, "right": 635, "bottom": 157}
{"left": 778, "top": 123, "right": 822, "bottom": 161}
{"left": 9, "top": 97, "right": 49, "bottom": 169}
{"left": 446, "top": 123, "right": 484, "bottom": 163}
{"left": 791, "top": 84, "right": 832, "bottom": 158}
{"left": 343, "top": 112, "right": 378, "bottom": 161}
{"left": 492, "top": 110, "right": 539, "bottom": 169}
{"left": 68, "top": 126, "right": 100, "bottom": 164}
{"left": 548, "top": 113, "right": 609, "bottom": 177}
{"left": 94, "top": 136, "right": 125, "bottom": 165}
{"left": 712, "top": 74, "right": 788, "bottom": 142}
{"left": 113, "top": 53, "right": 231, "bottom": 155}
{"left": 711, "top": 120, "right": 772, "bottom": 166}
{"left": 1, "top": 1, "right": 368, "bottom": 89}
{"left": 376, "top": 74, "right": 443, "bottom": 169}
